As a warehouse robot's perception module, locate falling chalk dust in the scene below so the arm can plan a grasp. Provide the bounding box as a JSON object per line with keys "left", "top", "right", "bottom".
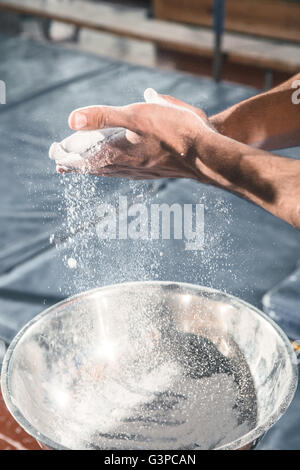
{"left": 47, "top": 128, "right": 257, "bottom": 449}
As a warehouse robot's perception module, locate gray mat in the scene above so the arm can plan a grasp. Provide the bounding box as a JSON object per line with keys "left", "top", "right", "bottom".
{"left": 0, "top": 34, "right": 300, "bottom": 449}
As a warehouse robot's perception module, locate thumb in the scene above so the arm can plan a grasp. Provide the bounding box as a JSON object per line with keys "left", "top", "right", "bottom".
{"left": 68, "top": 104, "right": 141, "bottom": 132}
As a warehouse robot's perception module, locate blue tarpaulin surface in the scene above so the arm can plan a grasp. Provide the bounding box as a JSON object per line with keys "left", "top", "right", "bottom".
{"left": 0, "top": 34, "right": 300, "bottom": 449}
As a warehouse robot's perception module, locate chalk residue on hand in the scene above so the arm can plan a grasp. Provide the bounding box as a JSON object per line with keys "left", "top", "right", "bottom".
{"left": 49, "top": 130, "right": 106, "bottom": 169}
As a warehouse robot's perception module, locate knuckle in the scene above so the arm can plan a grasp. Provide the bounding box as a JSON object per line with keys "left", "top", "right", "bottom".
{"left": 96, "top": 109, "right": 106, "bottom": 128}
{"left": 124, "top": 106, "right": 136, "bottom": 125}
{"left": 124, "top": 104, "right": 146, "bottom": 132}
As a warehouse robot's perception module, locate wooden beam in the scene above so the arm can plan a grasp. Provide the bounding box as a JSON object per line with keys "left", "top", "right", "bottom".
{"left": 154, "top": 0, "right": 300, "bottom": 43}
{"left": 0, "top": 0, "right": 299, "bottom": 74}
{"left": 0, "top": 0, "right": 214, "bottom": 56}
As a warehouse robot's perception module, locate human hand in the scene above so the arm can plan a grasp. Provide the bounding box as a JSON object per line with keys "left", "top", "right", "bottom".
{"left": 53, "top": 88, "right": 217, "bottom": 182}
{"left": 50, "top": 87, "right": 300, "bottom": 228}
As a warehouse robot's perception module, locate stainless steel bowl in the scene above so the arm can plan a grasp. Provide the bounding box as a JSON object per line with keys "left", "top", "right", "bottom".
{"left": 1, "top": 281, "right": 298, "bottom": 450}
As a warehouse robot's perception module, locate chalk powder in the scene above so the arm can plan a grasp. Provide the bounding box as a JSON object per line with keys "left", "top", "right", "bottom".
{"left": 49, "top": 129, "right": 124, "bottom": 170}
{"left": 47, "top": 132, "right": 257, "bottom": 449}
{"left": 67, "top": 258, "right": 77, "bottom": 269}
{"left": 49, "top": 128, "right": 162, "bottom": 286}
{"left": 41, "top": 309, "right": 257, "bottom": 449}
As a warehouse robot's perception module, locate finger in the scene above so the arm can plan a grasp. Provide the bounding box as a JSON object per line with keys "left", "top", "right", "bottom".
{"left": 144, "top": 88, "right": 170, "bottom": 106}
{"left": 158, "top": 94, "right": 207, "bottom": 119}
{"left": 56, "top": 163, "right": 116, "bottom": 176}
{"left": 144, "top": 88, "right": 206, "bottom": 119}
{"left": 53, "top": 126, "right": 142, "bottom": 173}
{"left": 56, "top": 165, "right": 72, "bottom": 174}
{"left": 68, "top": 104, "right": 144, "bottom": 133}
{"left": 54, "top": 142, "right": 137, "bottom": 174}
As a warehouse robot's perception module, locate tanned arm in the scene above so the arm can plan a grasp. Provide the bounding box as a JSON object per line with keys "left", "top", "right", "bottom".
{"left": 210, "top": 73, "right": 300, "bottom": 150}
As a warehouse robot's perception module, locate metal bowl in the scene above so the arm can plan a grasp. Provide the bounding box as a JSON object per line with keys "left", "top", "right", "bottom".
{"left": 1, "top": 281, "right": 298, "bottom": 450}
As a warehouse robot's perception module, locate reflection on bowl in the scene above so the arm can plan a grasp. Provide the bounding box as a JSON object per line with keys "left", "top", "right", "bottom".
{"left": 1, "top": 281, "right": 298, "bottom": 450}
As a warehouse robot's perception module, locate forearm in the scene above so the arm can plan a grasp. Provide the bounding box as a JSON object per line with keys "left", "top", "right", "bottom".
{"left": 210, "top": 73, "right": 300, "bottom": 150}
{"left": 63, "top": 90, "right": 300, "bottom": 229}
{"left": 195, "top": 132, "right": 300, "bottom": 228}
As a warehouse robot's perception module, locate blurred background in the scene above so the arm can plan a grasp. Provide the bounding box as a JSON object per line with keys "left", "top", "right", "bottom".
{"left": 0, "top": 0, "right": 299, "bottom": 89}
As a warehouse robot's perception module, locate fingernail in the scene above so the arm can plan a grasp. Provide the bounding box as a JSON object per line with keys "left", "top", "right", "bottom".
{"left": 144, "top": 88, "right": 158, "bottom": 103}
{"left": 49, "top": 142, "right": 60, "bottom": 160}
{"left": 72, "top": 112, "right": 88, "bottom": 129}
{"left": 57, "top": 165, "right": 70, "bottom": 174}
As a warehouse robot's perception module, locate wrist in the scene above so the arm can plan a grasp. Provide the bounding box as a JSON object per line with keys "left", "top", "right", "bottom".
{"left": 194, "top": 130, "right": 300, "bottom": 228}
{"left": 209, "top": 108, "right": 249, "bottom": 145}
{"left": 209, "top": 98, "right": 271, "bottom": 148}
{"left": 209, "top": 113, "right": 225, "bottom": 134}
{"left": 193, "top": 131, "right": 241, "bottom": 188}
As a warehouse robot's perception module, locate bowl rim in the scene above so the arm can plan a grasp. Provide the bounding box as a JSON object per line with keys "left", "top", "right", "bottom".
{"left": 1, "top": 280, "right": 298, "bottom": 450}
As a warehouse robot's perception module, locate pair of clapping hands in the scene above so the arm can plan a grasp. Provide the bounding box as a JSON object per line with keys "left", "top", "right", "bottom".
{"left": 49, "top": 83, "right": 300, "bottom": 229}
